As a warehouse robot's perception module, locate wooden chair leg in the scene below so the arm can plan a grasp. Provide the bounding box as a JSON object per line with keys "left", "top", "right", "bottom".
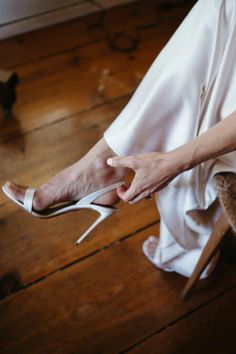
{"left": 181, "top": 212, "right": 231, "bottom": 300}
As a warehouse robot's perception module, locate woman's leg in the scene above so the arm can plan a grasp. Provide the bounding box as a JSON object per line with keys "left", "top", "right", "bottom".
{"left": 6, "top": 0, "right": 231, "bottom": 212}
{"left": 6, "top": 0, "right": 219, "bottom": 211}
{"left": 5, "top": 138, "right": 126, "bottom": 210}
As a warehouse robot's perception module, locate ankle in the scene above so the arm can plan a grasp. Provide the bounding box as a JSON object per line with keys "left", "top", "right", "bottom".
{"left": 93, "top": 156, "right": 126, "bottom": 184}
{"left": 85, "top": 138, "right": 127, "bottom": 182}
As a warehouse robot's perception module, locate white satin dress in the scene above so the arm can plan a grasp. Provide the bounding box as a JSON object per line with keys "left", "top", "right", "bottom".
{"left": 103, "top": 0, "right": 236, "bottom": 278}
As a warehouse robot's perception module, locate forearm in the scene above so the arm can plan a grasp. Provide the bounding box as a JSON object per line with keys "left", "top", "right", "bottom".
{"left": 169, "top": 110, "right": 236, "bottom": 173}
{"left": 107, "top": 110, "right": 236, "bottom": 202}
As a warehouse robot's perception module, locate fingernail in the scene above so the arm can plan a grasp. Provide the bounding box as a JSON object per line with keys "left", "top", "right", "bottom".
{"left": 107, "top": 158, "right": 113, "bottom": 166}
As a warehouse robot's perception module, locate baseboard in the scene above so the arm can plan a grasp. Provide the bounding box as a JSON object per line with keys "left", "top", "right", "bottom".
{"left": 0, "top": 0, "right": 136, "bottom": 40}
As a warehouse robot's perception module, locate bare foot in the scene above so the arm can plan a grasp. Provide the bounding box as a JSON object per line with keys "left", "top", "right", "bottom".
{"left": 144, "top": 236, "right": 159, "bottom": 259}
{"left": 3, "top": 138, "right": 127, "bottom": 211}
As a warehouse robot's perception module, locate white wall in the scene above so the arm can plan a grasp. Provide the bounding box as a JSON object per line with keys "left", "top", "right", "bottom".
{"left": 0, "top": 0, "right": 136, "bottom": 40}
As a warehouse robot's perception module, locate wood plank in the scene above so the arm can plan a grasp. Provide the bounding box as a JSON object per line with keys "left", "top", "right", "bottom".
{"left": 0, "top": 196, "right": 158, "bottom": 289}
{"left": 0, "top": 225, "right": 235, "bottom": 354}
{"left": 0, "top": 98, "right": 159, "bottom": 288}
{"left": 0, "top": 97, "right": 130, "bottom": 196}
{"left": 0, "top": 2, "right": 195, "bottom": 139}
{"left": 0, "top": 0, "right": 139, "bottom": 41}
{"left": 0, "top": 1, "right": 195, "bottom": 69}
{"left": 0, "top": 0, "right": 152, "bottom": 67}
{"left": 129, "top": 288, "right": 236, "bottom": 354}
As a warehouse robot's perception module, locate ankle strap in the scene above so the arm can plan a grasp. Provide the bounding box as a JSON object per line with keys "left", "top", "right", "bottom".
{"left": 77, "top": 181, "right": 124, "bottom": 205}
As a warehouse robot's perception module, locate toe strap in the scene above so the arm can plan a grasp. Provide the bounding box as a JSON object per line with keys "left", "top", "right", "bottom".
{"left": 24, "top": 188, "right": 36, "bottom": 212}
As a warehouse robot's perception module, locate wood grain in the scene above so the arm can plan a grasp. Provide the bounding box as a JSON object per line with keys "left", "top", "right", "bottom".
{"left": 0, "top": 225, "right": 235, "bottom": 354}
{"left": 0, "top": 2, "right": 195, "bottom": 139}
{"left": 0, "top": 1, "right": 195, "bottom": 69}
{"left": 0, "top": 195, "right": 159, "bottom": 287}
{"left": 1, "top": 0, "right": 188, "bottom": 295}
{"left": 0, "top": 97, "right": 159, "bottom": 287}
{"left": 129, "top": 288, "right": 236, "bottom": 354}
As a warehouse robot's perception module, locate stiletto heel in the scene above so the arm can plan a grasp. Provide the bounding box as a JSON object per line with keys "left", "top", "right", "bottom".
{"left": 2, "top": 180, "right": 124, "bottom": 244}
{"left": 75, "top": 206, "right": 114, "bottom": 245}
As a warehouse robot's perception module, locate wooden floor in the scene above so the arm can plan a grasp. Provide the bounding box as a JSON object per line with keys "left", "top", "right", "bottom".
{"left": 1, "top": 1, "right": 236, "bottom": 353}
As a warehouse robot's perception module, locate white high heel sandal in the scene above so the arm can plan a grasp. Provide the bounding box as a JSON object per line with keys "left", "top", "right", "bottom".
{"left": 2, "top": 181, "right": 124, "bottom": 245}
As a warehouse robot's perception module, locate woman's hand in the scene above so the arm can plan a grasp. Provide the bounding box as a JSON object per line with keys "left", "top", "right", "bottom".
{"left": 107, "top": 110, "right": 236, "bottom": 204}
{"left": 107, "top": 151, "right": 185, "bottom": 204}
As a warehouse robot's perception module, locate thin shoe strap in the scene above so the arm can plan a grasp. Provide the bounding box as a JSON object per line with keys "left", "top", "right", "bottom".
{"left": 24, "top": 188, "right": 36, "bottom": 212}
{"left": 77, "top": 181, "right": 124, "bottom": 205}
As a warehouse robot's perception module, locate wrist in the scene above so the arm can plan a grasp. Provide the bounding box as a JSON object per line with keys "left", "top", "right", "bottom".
{"left": 166, "top": 144, "right": 196, "bottom": 173}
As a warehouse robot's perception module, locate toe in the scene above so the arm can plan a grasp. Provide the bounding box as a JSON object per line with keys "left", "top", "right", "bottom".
{"left": 148, "top": 235, "right": 158, "bottom": 242}
{"left": 32, "top": 187, "right": 50, "bottom": 211}
{"left": 4, "top": 181, "right": 26, "bottom": 203}
{"left": 145, "top": 237, "right": 159, "bottom": 258}
{"left": 146, "top": 243, "right": 156, "bottom": 257}
{"left": 3, "top": 181, "right": 49, "bottom": 212}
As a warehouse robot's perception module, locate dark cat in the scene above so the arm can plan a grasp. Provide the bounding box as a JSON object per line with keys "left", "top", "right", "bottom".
{"left": 0, "top": 70, "right": 19, "bottom": 115}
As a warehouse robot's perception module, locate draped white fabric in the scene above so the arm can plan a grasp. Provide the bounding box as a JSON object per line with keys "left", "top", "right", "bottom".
{"left": 104, "top": 0, "right": 236, "bottom": 278}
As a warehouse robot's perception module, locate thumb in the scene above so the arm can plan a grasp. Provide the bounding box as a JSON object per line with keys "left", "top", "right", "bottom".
{"left": 107, "top": 156, "right": 136, "bottom": 169}
{"left": 116, "top": 182, "right": 138, "bottom": 202}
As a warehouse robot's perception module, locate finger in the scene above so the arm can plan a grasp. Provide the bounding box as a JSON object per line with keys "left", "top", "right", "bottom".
{"left": 116, "top": 184, "right": 130, "bottom": 196}
{"left": 107, "top": 156, "right": 136, "bottom": 169}
{"left": 117, "top": 181, "right": 140, "bottom": 202}
{"left": 129, "top": 190, "right": 152, "bottom": 204}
